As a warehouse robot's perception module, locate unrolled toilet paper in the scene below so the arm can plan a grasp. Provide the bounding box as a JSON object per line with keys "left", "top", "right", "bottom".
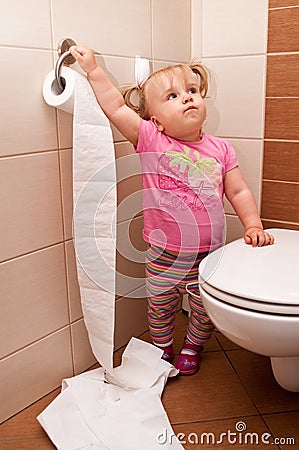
{"left": 44, "top": 66, "right": 116, "bottom": 371}
{"left": 40, "top": 66, "right": 181, "bottom": 449}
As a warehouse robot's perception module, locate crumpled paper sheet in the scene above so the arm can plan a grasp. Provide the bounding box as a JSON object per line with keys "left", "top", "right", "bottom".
{"left": 38, "top": 338, "right": 182, "bottom": 449}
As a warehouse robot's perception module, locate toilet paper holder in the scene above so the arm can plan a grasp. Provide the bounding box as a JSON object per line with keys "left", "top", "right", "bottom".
{"left": 55, "top": 38, "right": 77, "bottom": 92}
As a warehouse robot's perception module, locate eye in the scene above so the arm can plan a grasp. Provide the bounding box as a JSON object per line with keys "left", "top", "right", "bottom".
{"left": 188, "top": 87, "right": 198, "bottom": 94}
{"left": 167, "top": 92, "right": 177, "bottom": 100}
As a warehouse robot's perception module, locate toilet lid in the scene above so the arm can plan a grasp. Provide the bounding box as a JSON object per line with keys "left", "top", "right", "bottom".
{"left": 199, "top": 229, "right": 299, "bottom": 313}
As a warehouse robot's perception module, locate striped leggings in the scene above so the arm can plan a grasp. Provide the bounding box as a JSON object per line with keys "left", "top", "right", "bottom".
{"left": 145, "top": 245, "right": 215, "bottom": 347}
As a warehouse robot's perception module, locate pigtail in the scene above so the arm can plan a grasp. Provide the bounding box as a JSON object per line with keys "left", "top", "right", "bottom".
{"left": 189, "top": 61, "right": 209, "bottom": 98}
{"left": 119, "top": 84, "right": 147, "bottom": 119}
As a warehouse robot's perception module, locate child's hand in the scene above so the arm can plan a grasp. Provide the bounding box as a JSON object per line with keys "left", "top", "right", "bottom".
{"left": 244, "top": 227, "right": 275, "bottom": 247}
{"left": 70, "top": 45, "right": 98, "bottom": 75}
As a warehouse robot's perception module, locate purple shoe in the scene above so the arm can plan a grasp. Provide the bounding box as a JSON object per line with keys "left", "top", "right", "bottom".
{"left": 175, "top": 340, "right": 203, "bottom": 375}
{"left": 155, "top": 344, "right": 174, "bottom": 363}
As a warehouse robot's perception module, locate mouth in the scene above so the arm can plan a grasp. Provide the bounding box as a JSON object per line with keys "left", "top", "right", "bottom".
{"left": 184, "top": 106, "right": 197, "bottom": 113}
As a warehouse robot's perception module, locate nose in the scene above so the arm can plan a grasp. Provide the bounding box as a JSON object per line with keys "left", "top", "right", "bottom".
{"left": 182, "top": 92, "right": 193, "bottom": 103}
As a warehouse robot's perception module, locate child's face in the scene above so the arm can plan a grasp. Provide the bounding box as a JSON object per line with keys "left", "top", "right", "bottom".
{"left": 145, "top": 69, "right": 206, "bottom": 142}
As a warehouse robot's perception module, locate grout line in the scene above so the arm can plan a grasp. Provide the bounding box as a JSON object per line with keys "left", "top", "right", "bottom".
{"left": 56, "top": 150, "right": 67, "bottom": 242}
{"left": 211, "top": 136, "right": 264, "bottom": 141}
{"left": 48, "top": 0, "right": 54, "bottom": 50}
{"left": 0, "top": 148, "right": 62, "bottom": 160}
{"left": 0, "top": 390, "right": 60, "bottom": 427}
{"left": 269, "top": 5, "right": 299, "bottom": 10}
{"left": 61, "top": 242, "right": 76, "bottom": 375}
{"left": 0, "top": 44, "right": 53, "bottom": 51}
{"left": 266, "top": 96, "right": 299, "bottom": 99}
{"left": 150, "top": 0, "right": 154, "bottom": 60}
{"left": 262, "top": 218, "right": 299, "bottom": 227}
{"left": 221, "top": 349, "right": 261, "bottom": 414}
{"left": 263, "top": 179, "right": 299, "bottom": 185}
{"left": 262, "top": 408, "right": 299, "bottom": 416}
{"left": 0, "top": 324, "right": 71, "bottom": 363}
{"left": 0, "top": 142, "right": 128, "bottom": 160}
{"left": 0, "top": 436, "right": 50, "bottom": 443}
{"left": 264, "top": 138, "right": 299, "bottom": 143}
{"left": 267, "top": 51, "right": 299, "bottom": 56}
{"left": 0, "top": 240, "right": 66, "bottom": 265}
{"left": 259, "top": 414, "right": 282, "bottom": 450}
{"left": 202, "top": 53, "right": 267, "bottom": 59}
{"left": 55, "top": 150, "right": 74, "bottom": 373}
{"left": 171, "top": 413, "right": 261, "bottom": 427}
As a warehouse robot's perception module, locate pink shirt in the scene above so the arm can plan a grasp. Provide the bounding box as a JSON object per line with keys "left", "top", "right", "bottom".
{"left": 136, "top": 120, "right": 238, "bottom": 253}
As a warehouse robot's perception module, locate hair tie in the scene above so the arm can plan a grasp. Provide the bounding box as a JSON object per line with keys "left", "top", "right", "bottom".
{"left": 135, "top": 55, "right": 151, "bottom": 89}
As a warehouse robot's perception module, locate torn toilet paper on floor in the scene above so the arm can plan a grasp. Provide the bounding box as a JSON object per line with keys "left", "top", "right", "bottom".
{"left": 38, "top": 338, "right": 182, "bottom": 449}
{"left": 40, "top": 68, "right": 181, "bottom": 449}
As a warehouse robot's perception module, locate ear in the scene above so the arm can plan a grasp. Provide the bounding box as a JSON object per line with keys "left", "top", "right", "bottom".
{"left": 151, "top": 116, "right": 164, "bottom": 132}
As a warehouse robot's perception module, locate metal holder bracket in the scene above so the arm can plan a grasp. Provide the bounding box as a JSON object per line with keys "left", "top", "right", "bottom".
{"left": 55, "top": 38, "right": 77, "bottom": 92}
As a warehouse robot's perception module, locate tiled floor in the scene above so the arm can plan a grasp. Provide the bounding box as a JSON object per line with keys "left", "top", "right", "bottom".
{"left": 1, "top": 312, "right": 299, "bottom": 449}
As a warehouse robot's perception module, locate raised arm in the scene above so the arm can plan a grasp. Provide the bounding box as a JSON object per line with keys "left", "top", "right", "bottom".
{"left": 70, "top": 46, "right": 141, "bottom": 146}
{"left": 224, "top": 167, "right": 274, "bottom": 247}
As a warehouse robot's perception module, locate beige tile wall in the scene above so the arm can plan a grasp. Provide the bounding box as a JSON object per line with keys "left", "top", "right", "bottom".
{"left": 202, "top": 0, "right": 299, "bottom": 238}
{"left": 262, "top": 1, "right": 299, "bottom": 231}
{"left": 0, "top": 0, "right": 192, "bottom": 422}
{"left": 201, "top": 0, "right": 269, "bottom": 242}
{"left": 3, "top": 0, "right": 293, "bottom": 423}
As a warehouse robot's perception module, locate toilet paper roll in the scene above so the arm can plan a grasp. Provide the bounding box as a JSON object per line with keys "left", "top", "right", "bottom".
{"left": 43, "top": 66, "right": 77, "bottom": 114}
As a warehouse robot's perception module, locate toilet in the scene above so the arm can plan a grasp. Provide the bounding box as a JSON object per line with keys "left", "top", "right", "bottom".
{"left": 198, "top": 228, "right": 299, "bottom": 392}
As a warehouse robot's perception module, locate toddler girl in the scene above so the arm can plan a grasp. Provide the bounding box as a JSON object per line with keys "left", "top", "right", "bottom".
{"left": 70, "top": 46, "right": 274, "bottom": 375}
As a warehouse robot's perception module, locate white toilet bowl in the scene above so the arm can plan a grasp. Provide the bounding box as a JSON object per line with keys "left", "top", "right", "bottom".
{"left": 198, "top": 228, "right": 299, "bottom": 392}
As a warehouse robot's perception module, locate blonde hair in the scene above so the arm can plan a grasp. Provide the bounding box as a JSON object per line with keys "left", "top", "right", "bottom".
{"left": 119, "top": 61, "right": 209, "bottom": 120}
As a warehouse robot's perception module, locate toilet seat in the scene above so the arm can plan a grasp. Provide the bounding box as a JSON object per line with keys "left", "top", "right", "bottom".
{"left": 200, "top": 282, "right": 299, "bottom": 314}
{"left": 199, "top": 229, "right": 299, "bottom": 315}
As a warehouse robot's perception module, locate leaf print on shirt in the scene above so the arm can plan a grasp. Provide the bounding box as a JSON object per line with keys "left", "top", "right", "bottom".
{"left": 166, "top": 146, "right": 215, "bottom": 175}
{"left": 158, "top": 145, "right": 222, "bottom": 197}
